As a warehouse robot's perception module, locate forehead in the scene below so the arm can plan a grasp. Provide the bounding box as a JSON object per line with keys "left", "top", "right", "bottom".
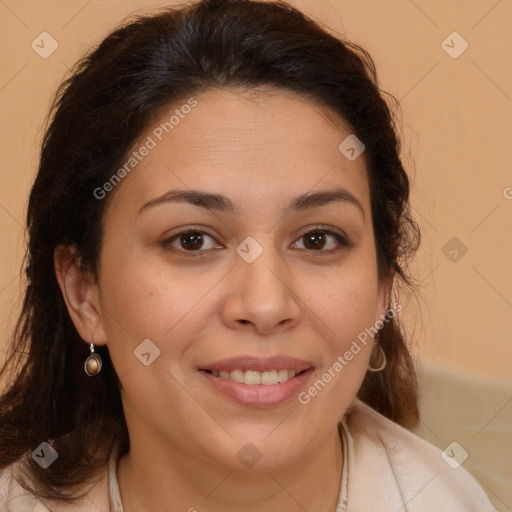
{"left": 105, "top": 87, "right": 370, "bottom": 218}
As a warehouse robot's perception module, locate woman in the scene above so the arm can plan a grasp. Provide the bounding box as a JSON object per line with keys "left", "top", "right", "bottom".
{"left": 0, "top": 0, "right": 497, "bottom": 510}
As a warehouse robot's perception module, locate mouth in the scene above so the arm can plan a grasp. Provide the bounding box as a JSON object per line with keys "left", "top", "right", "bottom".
{"left": 198, "top": 356, "right": 314, "bottom": 408}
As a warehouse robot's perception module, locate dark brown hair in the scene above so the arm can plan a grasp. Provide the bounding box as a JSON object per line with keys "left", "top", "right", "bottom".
{"left": 0, "top": 0, "right": 420, "bottom": 502}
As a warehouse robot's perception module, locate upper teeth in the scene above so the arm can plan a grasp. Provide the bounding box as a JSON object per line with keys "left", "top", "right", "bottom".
{"left": 211, "top": 369, "right": 297, "bottom": 385}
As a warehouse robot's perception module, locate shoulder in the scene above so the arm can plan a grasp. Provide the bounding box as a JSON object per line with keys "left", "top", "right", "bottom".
{"left": 0, "top": 459, "right": 111, "bottom": 512}
{"left": 343, "top": 399, "right": 497, "bottom": 512}
{"left": 0, "top": 462, "right": 43, "bottom": 512}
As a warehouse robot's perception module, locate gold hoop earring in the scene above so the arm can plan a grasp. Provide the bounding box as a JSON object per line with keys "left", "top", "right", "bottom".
{"left": 368, "top": 338, "right": 386, "bottom": 372}
{"left": 84, "top": 342, "right": 102, "bottom": 376}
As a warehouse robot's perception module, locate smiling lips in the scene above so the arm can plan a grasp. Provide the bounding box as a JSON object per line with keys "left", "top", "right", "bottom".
{"left": 198, "top": 355, "right": 314, "bottom": 407}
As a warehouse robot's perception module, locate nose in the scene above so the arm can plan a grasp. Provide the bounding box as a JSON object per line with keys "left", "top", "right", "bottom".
{"left": 220, "top": 242, "right": 302, "bottom": 336}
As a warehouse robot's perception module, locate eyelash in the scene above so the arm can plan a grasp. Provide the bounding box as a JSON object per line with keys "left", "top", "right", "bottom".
{"left": 161, "top": 225, "right": 350, "bottom": 258}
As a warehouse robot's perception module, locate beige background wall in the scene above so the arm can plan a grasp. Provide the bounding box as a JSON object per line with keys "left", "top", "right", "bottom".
{"left": 0, "top": 0, "right": 510, "bottom": 509}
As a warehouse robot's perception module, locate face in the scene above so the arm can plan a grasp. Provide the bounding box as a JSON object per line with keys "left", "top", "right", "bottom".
{"left": 87, "top": 88, "right": 390, "bottom": 470}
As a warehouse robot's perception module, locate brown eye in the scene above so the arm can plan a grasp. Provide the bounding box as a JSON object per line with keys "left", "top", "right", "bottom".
{"left": 293, "top": 228, "right": 349, "bottom": 253}
{"left": 303, "top": 232, "right": 327, "bottom": 250}
{"left": 162, "top": 229, "right": 222, "bottom": 256}
{"left": 179, "top": 231, "right": 205, "bottom": 251}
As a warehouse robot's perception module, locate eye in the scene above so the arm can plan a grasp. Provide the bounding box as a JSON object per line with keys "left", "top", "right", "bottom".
{"left": 161, "top": 229, "right": 222, "bottom": 256}
{"left": 292, "top": 226, "right": 349, "bottom": 253}
{"left": 161, "top": 225, "right": 350, "bottom": 257}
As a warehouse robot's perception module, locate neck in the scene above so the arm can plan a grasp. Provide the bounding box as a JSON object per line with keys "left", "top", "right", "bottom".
{"left": 117, "top": 425, "right": 343, "bottom": 512}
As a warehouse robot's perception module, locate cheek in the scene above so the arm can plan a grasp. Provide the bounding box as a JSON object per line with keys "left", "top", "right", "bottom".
{"left": 307, "top": 263, "right": 379, "bottom": 336}
{"left": 100, "top": 235, "right": 228, "bottom": 327}
{"left": 296, "top": 274, "right": 377, "bottom": 422}
{"left": 97, "top": 254, "right": 220, "bottom": 374}
{"left": 299, "top": 258, "right": 379, "bottom": 386}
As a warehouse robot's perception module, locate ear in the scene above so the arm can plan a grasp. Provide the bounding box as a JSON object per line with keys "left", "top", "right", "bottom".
{"left": 54, "top": 244, "right": 108, "bottom": 346}
{"left": 375, "top": 273, "right": 394, "bottom": 324}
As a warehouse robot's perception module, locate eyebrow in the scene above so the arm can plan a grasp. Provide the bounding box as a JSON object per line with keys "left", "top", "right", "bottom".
{"left": 138, "top": 187, "right": 365, "bottom": 219}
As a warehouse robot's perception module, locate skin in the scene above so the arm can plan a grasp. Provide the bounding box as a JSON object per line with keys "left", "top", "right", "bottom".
{"left": 55, "top": 88, "right": 391, "bottom": 512}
